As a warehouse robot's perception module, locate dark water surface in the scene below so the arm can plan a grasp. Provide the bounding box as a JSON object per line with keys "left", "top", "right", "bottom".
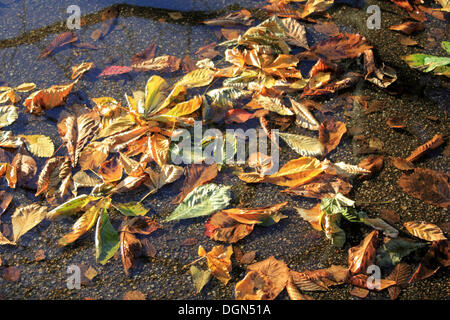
{"left": 0, "top": 0, "right": 448, "bottom": 299}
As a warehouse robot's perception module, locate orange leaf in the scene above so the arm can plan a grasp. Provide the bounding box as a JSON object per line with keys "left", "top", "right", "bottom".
{"left": 348, "top": 230, "right": 379, "bottom": 274}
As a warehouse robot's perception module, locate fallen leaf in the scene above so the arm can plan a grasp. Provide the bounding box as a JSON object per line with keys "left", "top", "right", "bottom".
{"left": 406, "top": 134, "right": 445, "bottom": 162}
{"left": 404, "top": 221, "right": 447, "bottom": 241}
{"left": 2, "top": 266, "right": 20, "bottom": 282}
{"left": 24, "top": 82, "right": 76, "bottom": 115}
{"left": 319, "top": 119, "right": 347, "bottom": 155}
{"left": 11, "top": 203, "right": 48, "bottom": 243}
{"left": 389, "top": 21, "right": 424, "bottom": 35}
{"left": 409, "top": 240, "right": 449, "bottom": 283}
{"left": 348, "top": 230, "right": 379, "bottom": 274}
{"left": 285, "top": 173, "right": 352, "bottom": 199}
{"left": 39, "top": 32, "right": 78, "bottom": 58}
{"left": 386, "top": 262, "right": 411, "bottom": 300}
{"left": 198, "top": 245, "right": 233, "bottom": 285}
{"left": 71, "top": 62, "right": 94, "bottom": 80}
{"left": 123, "top": 290, "right": 146, "bottom": 300}
{"left": 190, "top": 265, "right": 211, "bottom": 293}
{"left": 98, "top": 65, "right": 133, "bottom": 77}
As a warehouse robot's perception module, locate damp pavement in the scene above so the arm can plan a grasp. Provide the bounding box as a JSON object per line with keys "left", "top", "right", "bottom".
{"left": 0, "top": 0, "right": 448, "bottom": 300}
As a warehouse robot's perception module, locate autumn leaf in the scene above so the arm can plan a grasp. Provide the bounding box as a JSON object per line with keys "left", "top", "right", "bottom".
{"left": 404, "top": 221, "right": 447, "bottom": 242}
{"left": 35, "top": 156, "right": 72, "bottom": 203}
{"left": 278, "top": 132, "right": 325, "bottom": 157}
{"left": 98, "top": 157, "right": 123, "bottom": 183}
{"left": 57, "top": 104, "right": 100, "bottom": 167}
{"left": 348, "top": 230, "right": 379, "bottom": 274}
{"left": 11, "top": 148, "right": 37, "bottom": 188}
{"left": 175, "top": 68, "right": 215, "bottom": 88}
{"left": 172, "top": 163, "right": 218, "bottom": 204}
{"left": 165, "top": 184, "right": 231, "bottom": 222}
{"left": 47, "top": 194, "right": 101, "bottom": 219}
{"left": 0, "top": 191, "right": 13, "bottom": 216}
{"left": 358, "top": 155, "right": 384, "bottom": 177}
{"left": 198, "top": 245, "right": 233, "bottom": 285}
{"left": 392, "top": 157, "right": 415, "bottom": 171}
{"left": 285, "top": 174, "right": 352, "bottom": 199}
{"left": 281, "top": 18, "right": 309, "bottom": 49}
{"left": 290, "top": 265, "right": 348, "bottom": 291}
{"left": 19, "top": 134, "right": 55, "bottom": 158}
{"left": 24, "top": 81, "right": 76, "bottom": 115}
{"left": 405, "top": 134, "right": 445, "bottom": 162}
{"left": 389, "top": 21, "right": 424, "bottom": 35}
{"left": 99, "top": 66, "right": 133, "bottom": 77}
{"left": 39, "top": 32, "right": 78, "bottom": 59}
{"left": 131, "top": 55, "right": 181, "bottom": 73}
{"left": 301, "top": 0, "right": 334, "bottom": 18}
{"left": 79, "top": 141, "right": 110, "bottom": 170}
{"left": 113, "top": 202, "right": 149, "bottom": 217}
{"left": 58, "top": 199, "right": 106, "bottom": 246}
{"left": 349, "top": 273, "right": 396, "bottom": 291}
{"left": 289, "top": 98, "right": 319, "bottom": 130}
{"left": 319, "top": 119, "right": 347, "bottom": 155}
{"left": 120, "top": 224, "right": 142, "bottom": 276}
{"left": 386, "top": 262, "right": 411, "bottom": 300}
{"left": 130, "top": 42, "right": 157, "bottom": 65}
{"left": 95, "top": 201, "right": 120, "bottom": 265}
{"left": 246, "top": 94, "right": 294, "bottom": 116}
{"left": 190, "top": 266, "right": 211, "bottom": 293}
{"left": 409, "top": 240, "right": 449, "bottom": 283}
{"left": 398, "top": 168, "right": 449, "bottom": 208}
{"left": 236, "top": 256, "right": 289, "bottom": 300}
{"left": 71, "top": 62, "right": 94, "bottom": 80}
{"left": 11, "top": 204, "right": 48, "bottom": 243}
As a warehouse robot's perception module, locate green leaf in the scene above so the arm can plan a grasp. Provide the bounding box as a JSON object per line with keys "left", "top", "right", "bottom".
{"left": 376, "top": 238, "right": 426, "bottom": 267}
{"left": 95, "top": 209, "right": 120, "bottom": 265}
{"left": 442, "top": 41, "right": 450, "bottom": 55}
{"left": 404, "top": 53, "right": 450, "bottom": 73}
{"left": 190, "top": 265, "right": 211, "bottom": 293}
{"left": 114, "top": 202, "right": 149, "bottom": 216}
{"left": 165, "top": 184, "right": 231, "bottom": 222}
{"left": 47, "top": 195, "right": 100, "bottom": 219}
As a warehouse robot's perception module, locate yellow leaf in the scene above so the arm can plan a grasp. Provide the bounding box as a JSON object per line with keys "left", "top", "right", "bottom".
{"left": 19, "top": 134, "right": 55, "bottom": 157}
{"left": 12, "top": 204, "right": 48, "bottom": 243}
{"left": 14, "top": 83, "right": 36, "bottom": 92}
{"left": 175, "top": 68, "right": 215, "bottom": 88}
{"left": 0, "top": 105, "right": 18, "bottom": 128}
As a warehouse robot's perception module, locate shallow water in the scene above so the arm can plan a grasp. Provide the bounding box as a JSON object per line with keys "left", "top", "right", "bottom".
{"left": 0, "top": 0, "right": 448, "bottom": 299}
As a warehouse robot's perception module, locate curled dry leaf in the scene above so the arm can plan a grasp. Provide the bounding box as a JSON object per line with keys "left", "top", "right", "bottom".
{"left": 404, "top": 221, "right": 447, "bottom": 242}
{"left": 12, "top": 148, "right": 37, "bottom": 188}
{"left": 301, "top": 0, "right": 334, "bottom": 18}
{"left": 198, "top": 245, "right": 233, "bottom": 285}
{"left": 236, "top": 256, "right": 289, "bottom": 300}
{"left": 358, "top": 155, "right": 384, "bottom": 176}
{"left": 289, "top": 98, "right": 320, "bottom": 130}
{"left": 120, "top": 225, "right": 142, "bottom": 276}
{"left": 35, "top": 156, "right": 72, "bottom": 202}
{"left": 281, "top": 18, "right": 309, "bottom": 49}
{"left": 278, "top": 132, "right": 324, "bottom": 157}
{"left": 405, "top": 134, "right": 445, "bottom": 162}
{"left": 57, "top": 104, "right": 100, "bottom": 167}
{"left": 349, "top": 273, "right": 396, "bottom": 291}
{"left": 398, "top": 168, "right": 449, "bottom": 208}
{"left": 24, "top": 81, "right": 76, "bottom": 115}
{"left": 348, "top": 230, "right": 379, "bottom": 274}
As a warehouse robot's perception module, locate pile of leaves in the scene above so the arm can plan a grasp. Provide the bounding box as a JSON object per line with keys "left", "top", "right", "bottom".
{"left": 0, "top": 0, "right": 448, "bottom": 300}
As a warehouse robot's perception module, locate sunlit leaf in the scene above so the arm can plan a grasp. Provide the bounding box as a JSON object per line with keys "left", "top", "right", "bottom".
{"left": 19, "top": 134, "right": 55, "bottom": 158}
{"left": 0, "top": 106, "right": 18, "bottom": 128}
{"left": 12, "top": 203, "right": 48, "bottom": 243}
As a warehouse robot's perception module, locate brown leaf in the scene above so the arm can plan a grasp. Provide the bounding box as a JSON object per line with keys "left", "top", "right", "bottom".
{"left": 172, "top": 163, "right": 218, "bottom": 204}
{"left": 240, "top": 251, "right": 257, "bottom": 265}
{"left": 302, "top": 33, "right": 372, "bottom": 62}
{"left": 406, "top": 134, "right": 445, "bottom": 162}
{"left": 35, "top": 156, "right": 72, "bottom": 202}
{"left": 57, "top": 104, "right": 100, "bottom": 167}
{"left": 71, "top": 62, "right": 94, "bottom": 80}
{"left": 350, "top": 286, "right": 369, "bottom": 298}
{"left": 386, "top": 262, "right": 411, "bottom": 300}
{"left": 404, "top": 221, "right": 447, "bottom": 241}
{"left": 98, "top": 157, "right": 123, "bottom": 183}
{"left": 387, "top": 115, "right": 407, "bottom": 129}
{"left": 141, "top": 238, "right": 157, "bottom": 258}
{"left": 120, "top": 225, "right": 142, "bottom": 276}
{"left": 392, "top": 157, "right": 415, "bottom": 171}
{"left": 202, "top": 9, "right": 253, "bottom": 27}
{"left": 349, "top": 273, "right": 397, "bottom": 291}
{"left": 409, "top": 240, "right": 449, "bottom": 283}
{"left": 398, "top": 168, "right": 449, "bottom": 208}
{"left": 205, "top": 211, "right": 254, "bottom": 243}
{"left": 196, "top": 43, "right": 220, "bottom": 60}
{"left": 131, "top": 42, "right": 157, "bottom": 65}
{"left": 12, "top": 203, "right": 48, "bottom": 243}
{"left": 358, "top": 155, "right": 384, "bottom": 176}
{"left": 39, "top": 32, "right": 78, "bottom": 59}
{"left": 24, "top": 82, "right": 76, "bottom": 115}
{"left": 290, "top": 265, "right": 348, "bottom": 291}
{"left": 348, "top": 230, "right": 379, "bottom": 274}
{"left": 198, "top": 245, "right": 233, "bottom": 285}
{"left": 319, "top": 119, "right": 347, "bottom": 155}
{"left": 221, "top": 28, "right": 241, "bottom": 40}
{"left": 12, "top": 148, "right": 37, "bottom": 188}
{"left": 389, "top": 21, "right": 424, "bottom": 35}
{"left": 380, "top": 209, "right": 400, "bottom": 225}
{"left": 181, "top": 55, "right": 197, "bottom": 73}
{"left": 131, "top": 55, "right": 181, "bottom": 73}
{"left": 0, "top": 191, "right": 13, "bottom": 217}
{"left": 313, "top": 21, "right": 340, "bottom": 36}
{"left": 284, "top": 173, "right": 352, "bottom": 199}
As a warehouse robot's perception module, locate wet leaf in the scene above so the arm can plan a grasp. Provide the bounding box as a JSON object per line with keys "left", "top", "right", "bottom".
{"left": 301, "top": 0, "right": 334, "bottom": 18}
{"left": 358, "top": 155, "right": 384, "bottom": 176}
{"left": 389, "top": 21, "right": 424, "bottom": 35}
{"left": 120, "top": 225, "right": 142, "bottom": 276}
{"left": 246, "top": 95, "right": 294, "bottom": 116}
{"left": 348, "top": 230, "right": 379, "bottom": 274}
{"left": 131, "top": 55, "right": 181, "bottom": 73}
{"left": 376, "top": 238, "right": 426, "bottom": 267}
{"left": 409, "top": 239, "right": 449, "bottom": 283}
{"left": 392, "top": 157, "right": 415, "bottom": 171}
{"left": 131, "top": 42, "right": 157, "bottom": 65}
{"left": 0, "top": 191, "right": 13, "bottom": 216}
{"left": 404, "top": 221, "right": 447, "bottom": 242}
{"left": 39, "top": 32, "right": 78, "bottom": 58}
{"left": 386, "top": 262, "right": 411, "bottom": 300}
{"left": 190, "top": 266, "right": 211, "bottom": 293}
{"left": 285, "top": 174, "right": 352, "bottom": 199}
{"left": 11, "top": 203, "right": 47, "bottom": 243}
{"left": 281, "top": 18, "right": 309, "bottom": 49}
{"left": 98, "top": 66, "right": 133, "bottom": 77}
{"left": 165, "top": 184, "right": 231, "bottom": 222}
{"left": 202, "top": 9, "right": 253, "bottom": 27}
{"left": 57, "top": 104, "right": 100, "bottom": 167}
{"left": 71, "top": 62, "right": 94, "bottom": 80}
{"left": 289, "top": 98, "right": 319, "bottom": 130}
{"left": 398, "top": 168, "right": 449, "bottom": 208}
{"left": 406, "top": 134, "right": 445, "bottom": 162}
